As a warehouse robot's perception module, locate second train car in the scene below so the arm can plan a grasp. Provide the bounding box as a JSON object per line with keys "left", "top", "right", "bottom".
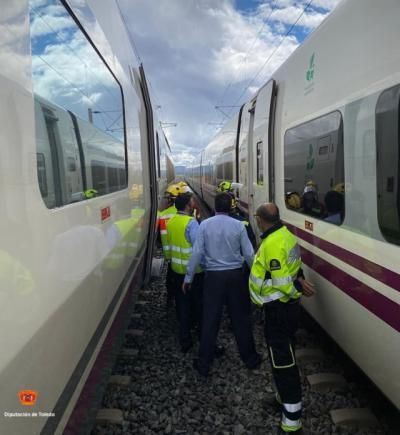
{"left": 186, "top": 0, "right": 400, "bottom": 410}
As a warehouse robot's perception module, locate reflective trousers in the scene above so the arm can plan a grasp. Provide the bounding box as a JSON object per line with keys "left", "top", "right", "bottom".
{"left": 264, "top": 300, "right": 302, "bottom": 430}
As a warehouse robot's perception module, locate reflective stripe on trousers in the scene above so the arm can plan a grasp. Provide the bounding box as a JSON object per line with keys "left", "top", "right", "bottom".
{"left": 281, "top": 413, "right": 302, "bottom": 432}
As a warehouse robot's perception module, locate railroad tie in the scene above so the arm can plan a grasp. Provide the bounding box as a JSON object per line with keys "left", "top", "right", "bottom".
{"left": 95, "top": 408, "right": 124, "bottom": 425}
{"left": 330, "top": 408, "right": 380, "bottom": 430}
{"left": 125, "top": 329, "right": 144, "bottom": 337}
{"left": 307, "top": 373, "right": 348, "bottom": 392}
{"left": 108, "top": 375, "right": 131, "bottom": 386}
{"left": 295, "top": 347, "right": 324, "bottom": 364}
{"left": 119, "top": 348, "right": 139, "bottom": 358}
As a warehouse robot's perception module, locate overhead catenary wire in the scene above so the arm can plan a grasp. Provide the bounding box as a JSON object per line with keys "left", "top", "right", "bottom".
{"left": 212, "top": 1, "right": 277, "bottom": 125}
{"left": 117, "top": 0, "right": 177, "bottom": 146}
{"left": 227, "top": 0, "right": 314, "bottom": 116}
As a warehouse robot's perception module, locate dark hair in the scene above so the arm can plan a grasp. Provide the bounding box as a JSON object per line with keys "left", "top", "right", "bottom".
{"left": 324, "top": 190, "right": 344, "bottom": 214}
{"left": 215, "top": 192, "right": 232, "bottom": 213}
{"left": 256, "top": 204, "right": 280, "bottom": 224}
{"left": 174, "top": 192, "right": 192, "bottom": 211}
{"left": 302, "top": 191, "right": 318, "bottom": 214}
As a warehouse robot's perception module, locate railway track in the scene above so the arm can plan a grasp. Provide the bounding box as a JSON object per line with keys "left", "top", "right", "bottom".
{"left": 92, "top": 195, "right": 399, "bottom": 435}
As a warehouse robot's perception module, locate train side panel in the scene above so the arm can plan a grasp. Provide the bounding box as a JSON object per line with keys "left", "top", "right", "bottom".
{"left": 0, "top": 1, "right": 160, "bottom": 433}
{"left": 187, "top": 0, "right": 400, "bottom": 409}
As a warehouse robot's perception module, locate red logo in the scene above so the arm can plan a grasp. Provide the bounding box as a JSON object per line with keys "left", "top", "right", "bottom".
{"left": 19, "top": 390, "right": 38, "bottom": 406}
{"left": 305, "top": 220, "right": 314, "bottom": 231}
{"left": 101, "top": 206, "right": 111, "bottom": 222}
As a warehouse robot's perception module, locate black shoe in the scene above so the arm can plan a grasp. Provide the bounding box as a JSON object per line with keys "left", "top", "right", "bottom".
{"left": 262, "top": 394, "right": 282, "bottom": 411}
{"left": 246, "top": 353, "right": 262, "bottom": 369}
{"left": 193, "top": 359, "right": 208, "bottom": 377}
{"left": 214, "top": 346, "right": 225, "bottom": 359}
{"left": 181, "top": 342, "right": 193, "bottom": 354}
{"left": 278, "top": 427, "right": 305, "bottom": 434}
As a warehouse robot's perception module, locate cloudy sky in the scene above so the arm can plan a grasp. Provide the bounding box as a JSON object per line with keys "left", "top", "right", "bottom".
{"left": 118, "top": 0, "right": 342, "bottom": 166}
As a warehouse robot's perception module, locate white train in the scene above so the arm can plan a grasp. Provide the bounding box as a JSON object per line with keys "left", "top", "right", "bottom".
{"left": 0, "top": 1, "right": 174, "bottom": 434}
{"left": 187, "top": 0, "right": 400, "bottom": 410}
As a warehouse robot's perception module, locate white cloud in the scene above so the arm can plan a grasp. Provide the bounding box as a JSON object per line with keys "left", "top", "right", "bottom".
{"left": 270, "top": 5, "right": 327, "bottom": 29}
{"left": 118, "top": 0, "right": 342, "bottom": 165}
{"left": 30, "top": 1, "right": 124, "bottom": 138}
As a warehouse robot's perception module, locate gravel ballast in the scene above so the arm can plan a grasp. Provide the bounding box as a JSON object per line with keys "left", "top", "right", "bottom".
{"left": 92, "top": 262, "right": 394, "bottom": 435}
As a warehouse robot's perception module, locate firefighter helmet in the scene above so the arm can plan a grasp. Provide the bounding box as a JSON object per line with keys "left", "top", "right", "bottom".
{"left": 286, "top": 192, "right": 301, "bottom": 210}
{"left": 334, "top": 182, "right": 345, "bottom": 194}
{"left": 216, "top": 180, "right": 233, "bottom": 193}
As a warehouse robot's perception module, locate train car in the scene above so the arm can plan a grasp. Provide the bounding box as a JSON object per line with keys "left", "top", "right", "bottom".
{"left": 155, "top": 127, "right": 176, "bottom": 209}
{"left": 0, "top": 1, "right": 173, "bottom": 434}
{"left": 186, "top": 0, "right": 400, "bottom": 410}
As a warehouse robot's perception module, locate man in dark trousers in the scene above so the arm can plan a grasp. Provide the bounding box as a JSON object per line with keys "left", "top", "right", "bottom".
{"left": 166, "top": 192, "right": 203, "bottom": 353}
{"left": 250, "top": 202, "right": 315, "bottom": 434}
{"left": 183, "top": 192, "right": 261, "bottom": 377}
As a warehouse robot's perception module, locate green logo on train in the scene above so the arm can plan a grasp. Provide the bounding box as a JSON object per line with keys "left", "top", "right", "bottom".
{"left": 306, "top": 53, "right": 315, "bottom": 82}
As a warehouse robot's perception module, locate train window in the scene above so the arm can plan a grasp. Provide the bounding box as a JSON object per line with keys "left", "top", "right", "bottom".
{"left": 376, "top": 84, "right": 400, "bottom": 245}
{"left": 166, "top": 157, "right": 175, "bottom": 183}
{"left": 156, "top": 133, "right": 161, "bottom": 178}
{"left": 29, "top": 0, "right": 126, "bottom": 207}
{"left": 107, "top": 167, "right": 119, "bottom": 193}
{"left": 91, "top": 161, "right": 107, "bottom": 195}
{"left": 119, "top": 167, "right": 127, "bottom": 189}
{"left": 224, "top": 161, "right": 233, "bottom": 181}
{"left": 284, "top": 111, "right": 344, "bottom": 225}
{"left": 35, "top": 99, "right": 83, "bottom": 207}
{"left": 217, "top": 164, "right": 223, "bottom": 180}
{"left": 256, "top": 141, "right": 264, "bottom": 185}
{"left": 67, "top": 157, "right": 77, "bottom": 172}
{"left": 36, "top": 153, "right": 48, "bottom": 198}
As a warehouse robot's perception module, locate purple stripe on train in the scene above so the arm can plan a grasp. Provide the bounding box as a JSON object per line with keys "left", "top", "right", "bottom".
{"left": 285, "top": 223, "right": 400, "bottom": 293}
{"left": 300, "top": 246, "right": 400, "bottom": 333}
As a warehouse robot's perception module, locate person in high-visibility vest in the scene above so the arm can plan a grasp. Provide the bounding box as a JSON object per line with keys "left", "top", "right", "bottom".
{"left": 216, "top": 180, "right": 256, "bottom": 248}
{"left": 250, "top": 203, "right": 315, "bottom": 434}
{"left": 166, "top": 192, "right": 203, "bottom": 352}
{"left": 159, "top": 184, "right": 180, "bottom": 307}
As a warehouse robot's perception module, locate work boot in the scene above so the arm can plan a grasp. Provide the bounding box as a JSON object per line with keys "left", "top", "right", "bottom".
{"left": 181, "top": 341, "right": 193, "bottom": 354}
{"left": 214, "top": 346, "right": 225, "bottom": 358}
{"left": 193, "top": 359, "right": 208, "bottom": 377}
{"left": 246, "top": 352, "right": 262, "bottom": 369}
{"left": 262, "top": 393, "right": 282, "bottom": 412}
{"left": 278, "top": 427, "right": 307, "bottom": 435}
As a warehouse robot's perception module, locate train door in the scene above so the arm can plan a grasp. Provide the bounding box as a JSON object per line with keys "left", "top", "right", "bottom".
{"left": 247, "top": 80, "right": 276, "bottom": 229}
{"left": 238, "top": 102, "right": 252, "bottom": 211}
{"left": 155, "top": 132, "right": 162, "bottom": 205}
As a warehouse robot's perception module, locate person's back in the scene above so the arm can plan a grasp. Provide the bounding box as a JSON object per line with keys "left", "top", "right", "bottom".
{"left": 199, "top": 214, "right": 248, "bottom": 271}
{"left": 184, "top": 192, "right": 260, "bottom": 377}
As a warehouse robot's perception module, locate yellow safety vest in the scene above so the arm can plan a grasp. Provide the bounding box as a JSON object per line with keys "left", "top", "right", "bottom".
{"left": 249, "top": 225, "right": 302, "bottom": 306}
{"left": 167, "top": 214, "right": 201, "bottom": 275}
{"left": 159, "top": 205, "right": 177, "bottom": 260}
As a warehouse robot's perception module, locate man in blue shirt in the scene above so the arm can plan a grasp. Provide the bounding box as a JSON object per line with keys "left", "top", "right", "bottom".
{"left": 183, "top": 192, "right": 261, "bottom": 376}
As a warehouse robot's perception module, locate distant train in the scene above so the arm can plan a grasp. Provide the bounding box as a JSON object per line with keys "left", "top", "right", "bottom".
{"left": 0, "top": 1, "right": 173, "bottom": 434}
{"left": 187, "top": 0, "right": 400, "bottom": 410}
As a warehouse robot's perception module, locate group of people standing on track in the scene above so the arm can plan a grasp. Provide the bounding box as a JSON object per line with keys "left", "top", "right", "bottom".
{"left": 158, "top": 180, "right": 315, "bottom": 434}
